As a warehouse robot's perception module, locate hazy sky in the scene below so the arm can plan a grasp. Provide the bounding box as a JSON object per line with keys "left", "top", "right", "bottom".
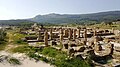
{"left": 0, "top": 0, "right": 120, "bottom": 20}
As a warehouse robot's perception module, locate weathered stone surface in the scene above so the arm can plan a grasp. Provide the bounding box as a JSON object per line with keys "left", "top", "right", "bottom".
{"left": 77, "top": 46, "right": 86, "bottom": 52}
{"left": 70, "top": 42, "right": 77, "bottom": 47}
{"left": 94, "top": 43, "right": 102, "bottom": 51}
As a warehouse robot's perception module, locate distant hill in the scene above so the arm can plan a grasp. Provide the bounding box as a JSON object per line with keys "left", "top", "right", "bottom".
{"left": 0, "top": 11, "right": 120, "bottom": 25}
{"left": 30, "top": 11, "right": 120, "bottom": 24}
{"left": 0, "top": 20, "right": 34, "bottom": 26}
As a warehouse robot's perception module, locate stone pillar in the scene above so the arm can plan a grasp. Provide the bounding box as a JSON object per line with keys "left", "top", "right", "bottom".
{"left": 110, "top": 44, "right": 114, "bottom": 55}
{"left": 104, "top": 30, "right": 106, "bottom": 33}
{"left": 73, "top": 29, "right": 77, "bottom": 40}
{"left": 77, "top": 28, "right": 81, "bottom": 38}
{"left": 112, "top": 28, "right": 114, "bottom": 33}
{"left": 38, "top": 30, "right": 41, "bottom": 41}
{"left": 60, "top": 29, "right": 63, "bottom": 44}
{"left": 50, "top": 28, "right": 53, "bottom": 40}
{"left": 94, "top": 36, "right": 98, "bottom": 45}
{"left": 84, "top": 29, "right": 87, "bottom": 44}
{"left": 64, "top": 29, "right": 69, "bottom": 37}
{"left": 94, "top": 29, "right": 97, "bottom": 36}
{"left": 68, "top": 28, "right": 72, "bottom": 39}
{"left": 44, "top": 30, "right": 48, "bottom": 46}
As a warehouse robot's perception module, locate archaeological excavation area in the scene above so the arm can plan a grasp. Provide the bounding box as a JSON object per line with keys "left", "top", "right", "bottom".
{"left": 17, "top": 23, "right": 120, "bottom": 67}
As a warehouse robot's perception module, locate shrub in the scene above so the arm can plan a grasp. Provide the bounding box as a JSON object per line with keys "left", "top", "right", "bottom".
{"left": 7, "top": 57, "right": 21, "bottom": 65}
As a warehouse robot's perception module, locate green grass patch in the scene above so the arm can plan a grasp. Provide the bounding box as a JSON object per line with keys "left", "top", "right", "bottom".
{"left": 10, "top": 46, "right": 43, "bottom": 53}
{"left": 11, "top": 46, "right": 91, "bottom": 67}
{"left": 10, "top": 46, "right": 31, "bottom": 53}
{"left": 89, "top": 24, "right": 120, "bottom": 30}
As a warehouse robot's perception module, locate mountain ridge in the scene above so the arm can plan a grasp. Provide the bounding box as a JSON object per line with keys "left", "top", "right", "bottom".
{"left": 30, "top": 11, "right": 120, "bottom": 24}
{"left": 0, "top": 11, "right": 120, "bottom": 25}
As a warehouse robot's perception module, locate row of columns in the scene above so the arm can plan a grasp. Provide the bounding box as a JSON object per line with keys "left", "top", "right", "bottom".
{"left": 43, "top": 28, "right": 101, "bottom": 47}
{"left": 49, "top": 28, "right": 83, "bottom": 40}
{"left": 43, "top": 28, "right": 88, "bottom": 46}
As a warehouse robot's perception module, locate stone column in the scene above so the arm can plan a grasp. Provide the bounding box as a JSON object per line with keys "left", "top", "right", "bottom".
{"left": 60, "top": 29, "right": 63, "bottom": 49}
{"left": 104, "top": 30, "right": 106, "bottom": 33}
{"left": 44, "top": 30, "right": 48, "bottom": 46}
{"left": 94, "top": 29, "right": 97, "bottom": 36}
{"left": 60, "top": 29, "right": 63, "bottom": 43}
{"left": 84, "top": 29, "right": 87, "bottom": 44}
{"left": 73, "top": 29, "right": 77, "bottom": 40}
{"left": 68, "top": 28, "right": 72, "bottom": 39}
{"left": 112, "top": 28, "right": 114, "bottom": 33}
{"left": 109, "top": 43, "right": 114, "bottom": 55}
{"left": 50, "top": 28, "right": 53, "bottom": 40}
{"left": 77, "top": 28, "right": 81, "bottom": 38}
{"left": 94, "top": 36, "right": 98, "bottom": 43}
{"left": 64, "top": 29, "right": 69, "bottom": 37}
{"left": 38, "top": 30, "right": 41, "bottom": 41}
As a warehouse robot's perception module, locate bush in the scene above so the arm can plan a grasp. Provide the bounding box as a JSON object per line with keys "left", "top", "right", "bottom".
{"left": 7, "top": 57, "right": 21, "bottom": 65}
{"left": 0, "top": 42, "right": 6, "bottom": 51}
